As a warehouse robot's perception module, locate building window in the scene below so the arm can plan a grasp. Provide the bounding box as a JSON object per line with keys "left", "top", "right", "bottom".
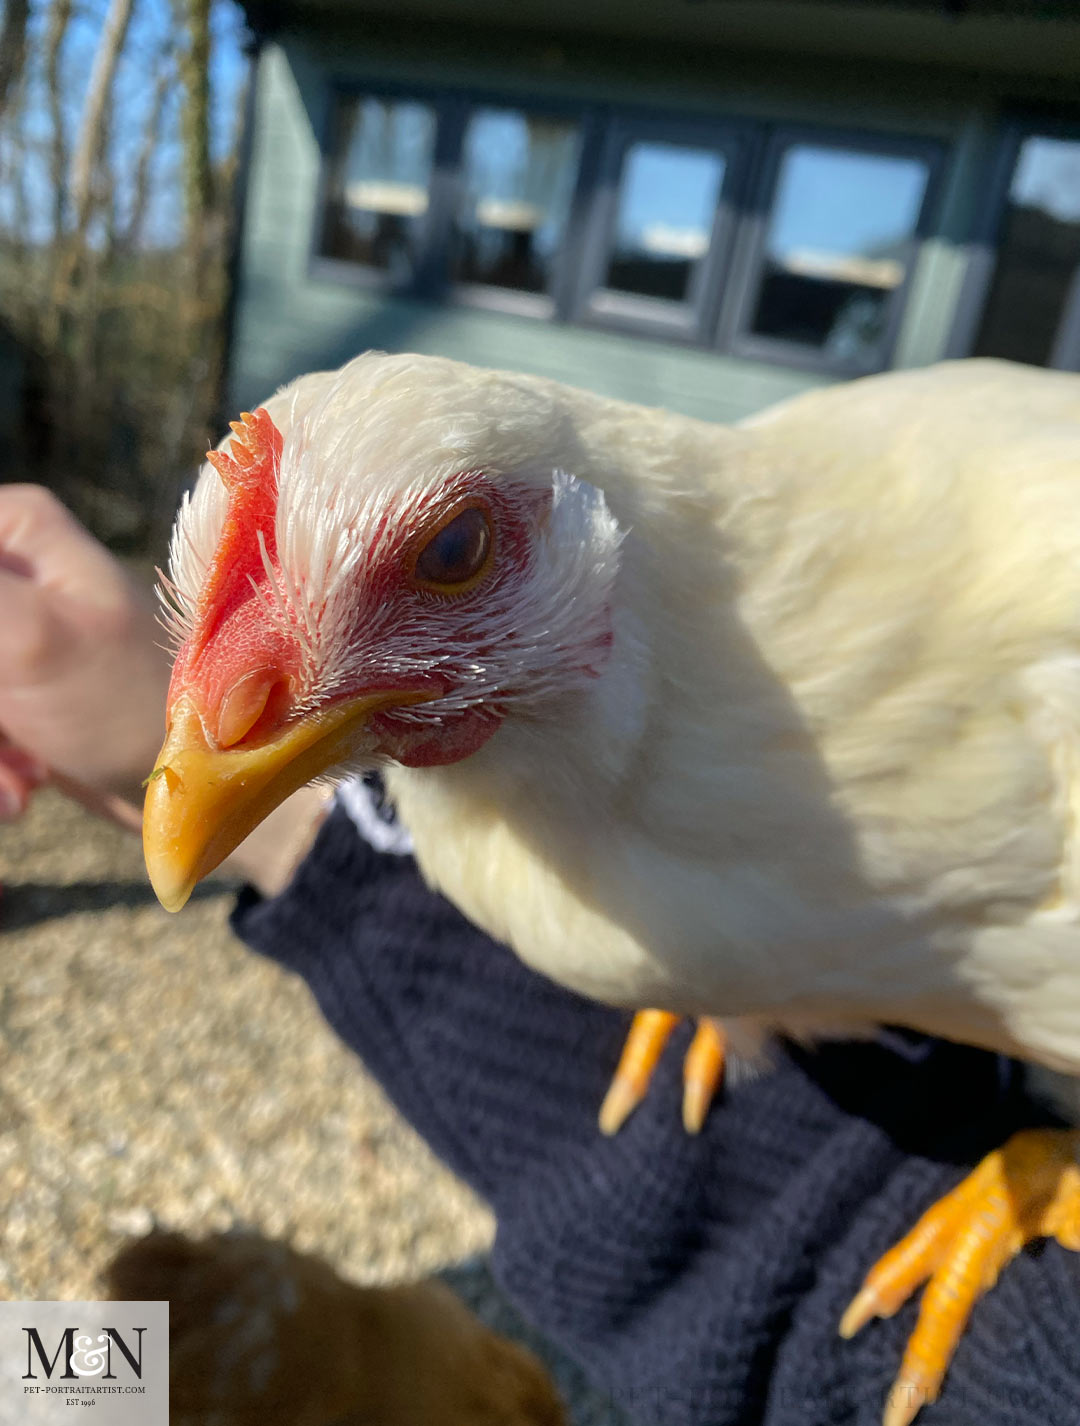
{"left": 314, "top": 88, "right": 938, "bottom": 375}
{"left": 972, "top": 134, "right": 1080, "bottom": 368}
{"left": 451, "top": 108, "right": 581, "bottom": 300}
{"left": 319, "top": 96, "right": 438, "bottom": 280}
{"left": 577, "top": 122, "right": 739, "bottom": 340}
{"left": 603, "top": 142, "right": 726, "bottom": 304}
{"left": 740, "top": 139, "right": 933, "bottom": 369}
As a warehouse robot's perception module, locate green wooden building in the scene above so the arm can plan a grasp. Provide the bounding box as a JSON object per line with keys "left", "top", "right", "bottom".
{"left": 229, "top": 0, "right": 1080, "bottom": 425}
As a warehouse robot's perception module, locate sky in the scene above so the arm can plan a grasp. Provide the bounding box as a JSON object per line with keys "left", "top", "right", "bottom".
{"left": 2, "top": 0, "right": 249, "bottom": 247}
{"left": 1013, "top": 136, "right": 1080, "bottom": 223}
{"left": 766, "top": 147, "right": 929, "bottom": 261}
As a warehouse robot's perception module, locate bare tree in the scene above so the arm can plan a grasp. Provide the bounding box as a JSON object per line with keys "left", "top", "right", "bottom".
{"left": 68, "top": 0, "right": 136, "bottom": 248}
{"left": 0, "top": 0, "right": 248, "bottom": 546}
{"left": 172, "top": 0, "right": 231, "bottom": 502}
{"left": 120, "top": 49, "right": 174, "bottom": 252}
{"left": 43, "top": 0, "right": 134, "bottom": 347}
{"left": 177, "top": 0, "right": 212, "bottom": 248}
{"left": 0, "top": 0, "right": 30, "bottom": 121}
{"left": 38, "top": 0, "right": 73, "bottom": 246}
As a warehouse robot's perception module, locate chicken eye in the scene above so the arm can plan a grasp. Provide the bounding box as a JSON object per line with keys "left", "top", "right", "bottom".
{"left": 414, "top": 507, "right": 492, "bottom": 589}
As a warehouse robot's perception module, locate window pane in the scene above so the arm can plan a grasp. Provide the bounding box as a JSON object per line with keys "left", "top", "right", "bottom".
{"left": 751, "top": 145, "right": 929, "bottom": 361}
{"left": 973, "top": 136, "right": 1080, "bottom": 367}
{"left": 453, "top": 109, "right": 581, "bottom": 294}
{"left": 320, "top": 97, "right": 437, "bottom": 280}
{"left": 604, "top": 143, "right": 725, "bottom": 303}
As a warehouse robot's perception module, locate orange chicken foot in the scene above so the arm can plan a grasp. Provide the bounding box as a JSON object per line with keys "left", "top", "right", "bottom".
{"left": 598, "top": 1010, "right": 726, "bottom": 1136}
{"left": 840, "top": 1126, "right": 1080, "bottom": 1426}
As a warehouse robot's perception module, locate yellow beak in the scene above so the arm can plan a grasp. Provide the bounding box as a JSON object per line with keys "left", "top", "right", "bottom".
{"left": 143, "top": 690, "right": 422, "bottom": 912}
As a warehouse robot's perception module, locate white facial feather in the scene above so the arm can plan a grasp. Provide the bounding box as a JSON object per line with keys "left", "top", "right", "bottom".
{"left": 165, "top": 352, "right": 624, "bottom": 723}
{"left": 157, "top": 463, "right": 230, "bottom": 648}
{"left": 292, "top": 465, "right": 622, "bottom": 718}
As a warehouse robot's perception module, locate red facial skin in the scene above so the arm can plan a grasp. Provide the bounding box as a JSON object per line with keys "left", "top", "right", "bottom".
{"left": 168, "top": 410, "right": 532, "bottom": 768}
{"left": 167, "top": 410, "right": 303, "bottom": 748}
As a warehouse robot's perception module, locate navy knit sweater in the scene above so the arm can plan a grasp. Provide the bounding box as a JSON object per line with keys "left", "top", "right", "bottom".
{"left": 231, "top": 791, "right": 1080, "bottom": 1426}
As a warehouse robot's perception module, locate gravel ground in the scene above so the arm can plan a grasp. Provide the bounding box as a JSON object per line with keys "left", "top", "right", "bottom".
{"left": 0, "top": 791, "right": 625, "bottom": 1423}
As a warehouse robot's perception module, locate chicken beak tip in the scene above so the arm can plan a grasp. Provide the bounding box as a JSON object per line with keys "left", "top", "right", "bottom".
{"left": 141, "top": 688, "right": 418, "bottom": 911}
{"left": 149, "top": 874, "right": 195, "bottom": 915}
{"left": 142, "top": 754, "right": 203, "bottom": 912}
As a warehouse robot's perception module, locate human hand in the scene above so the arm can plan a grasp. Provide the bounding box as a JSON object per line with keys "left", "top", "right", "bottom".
{"left": 0, "top": 484, "right": 331, "bottom": 890}
{"left": 0, "top": 485, "right": 170, "bottom": 825}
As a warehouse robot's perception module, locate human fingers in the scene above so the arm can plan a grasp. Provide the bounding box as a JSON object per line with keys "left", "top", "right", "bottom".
{"left": 0, "top": 762, "right": 35, "bottom": 820}
{"left": 0, "top": 766, "right": 32, "bottom": 819}
{"left": 0, "top": 737, "right": 48, "bottom": 819}
{"left": 0, "top": 484, "right": 131, "bottom": 612}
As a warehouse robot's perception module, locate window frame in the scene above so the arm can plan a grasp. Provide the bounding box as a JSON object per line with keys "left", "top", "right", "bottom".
{"left": 719, "top": 125, "right": 945, "bottom": 376}
{"left": 570, "top": 114, "right": 755, "bottom": 346}
{"left": 946, "top": 116, "right": 1080, "bottom": 371}
{"left": 309, "top": 83, "right": 945, "bottom": 378}
{"left": 311, "top": 81, "right": 597, "bottom": 317}
{"left": 309, "top": 82, "right": 457, "bottom": 296}
{"left": 440, "top": 96, "right": 600, "bottom": 322}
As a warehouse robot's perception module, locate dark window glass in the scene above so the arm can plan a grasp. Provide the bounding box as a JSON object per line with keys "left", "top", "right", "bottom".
{"left": 750, "top": 144, "right": 929, "bottom": 362}
{"left": 320, "top": 97, "right": 437, "bottom": 280}
{"left": 604, "top": 142, "right": 725, "bottom": 303}
{"left": 452, "top": 109, "right": 581, "bottom": 295}
{"left": 974, "top": 136, "right": 1080, "bottom": 367}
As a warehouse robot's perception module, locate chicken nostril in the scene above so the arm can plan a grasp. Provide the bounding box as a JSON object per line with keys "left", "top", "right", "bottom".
{"left": 216, "top": 672, "right": 292, "bottom": 749}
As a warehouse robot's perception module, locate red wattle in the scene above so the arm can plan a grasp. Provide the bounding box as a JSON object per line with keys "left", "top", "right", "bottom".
{"left": 377, "top": 706, "right": 503, "bottom": 768}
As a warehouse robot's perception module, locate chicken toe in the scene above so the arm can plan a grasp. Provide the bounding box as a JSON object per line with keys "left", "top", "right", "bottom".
{"left": 840, "top": 1127, "right": 1080, "bottom": 1426}
{"left": 598, "top": 1010, "right": 726, "bottom": 1136}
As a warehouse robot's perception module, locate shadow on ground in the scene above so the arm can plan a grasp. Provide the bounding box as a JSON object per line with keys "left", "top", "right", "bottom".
{"left": 0, "top": 877, "right": 233, "bottom": 931}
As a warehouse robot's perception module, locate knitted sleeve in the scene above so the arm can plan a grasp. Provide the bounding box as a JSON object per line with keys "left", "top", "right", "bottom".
{"left": 231, "top": 796, "right": 1080, "bottom": 1426}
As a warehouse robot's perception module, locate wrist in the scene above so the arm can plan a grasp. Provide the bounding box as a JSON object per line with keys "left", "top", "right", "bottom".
{"left": 221, "top": 784, "right": 335, "bottom": 897}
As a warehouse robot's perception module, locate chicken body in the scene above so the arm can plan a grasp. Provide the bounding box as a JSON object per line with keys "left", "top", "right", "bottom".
{"left": 145, "top": 352, "right": 1080, "bottom": 1425}
{"left": 364, "top": 360, "right": 1080, "bottom": 1085}
{"left": 159, "top": 354, "right": 1080, "bottom": 1082}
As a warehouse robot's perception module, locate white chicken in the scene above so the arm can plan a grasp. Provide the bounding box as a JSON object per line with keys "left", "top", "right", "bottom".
{"left": 144, "top": 352, "right": 1080, "bottom": 1426}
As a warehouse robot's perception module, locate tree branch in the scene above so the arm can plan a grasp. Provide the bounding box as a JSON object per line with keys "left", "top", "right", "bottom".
{"left": 45, "top": 0, "right": 73, "bottom": 242}
{"left": 0, "top": 0, "right": 30, "bottom": 121}
{"left": 67, "top": 0, "right": 136, "bottom": 246}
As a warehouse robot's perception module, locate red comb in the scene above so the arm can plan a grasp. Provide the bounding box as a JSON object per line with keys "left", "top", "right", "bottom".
{"left": 187, "top": 408, "right": 284, "bottom": 664}
{"left": 205, "top": 408, "right": 282, "bottom": 496}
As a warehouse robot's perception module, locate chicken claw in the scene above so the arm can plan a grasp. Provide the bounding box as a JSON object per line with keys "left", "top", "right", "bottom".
{"left": 598, "top": 1010, "right": 726, "bottom": 1136}
{"left": 840, "top": 1127, "right": 1080, "bottom": 1426}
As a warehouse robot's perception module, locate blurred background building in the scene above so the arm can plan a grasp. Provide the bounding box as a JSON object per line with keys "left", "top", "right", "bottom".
{"left": 228, "top": 0, "right": 1080, "bottom": 427}
{"left": 1, "top": 0, "right": 1080, "bottom": 545}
